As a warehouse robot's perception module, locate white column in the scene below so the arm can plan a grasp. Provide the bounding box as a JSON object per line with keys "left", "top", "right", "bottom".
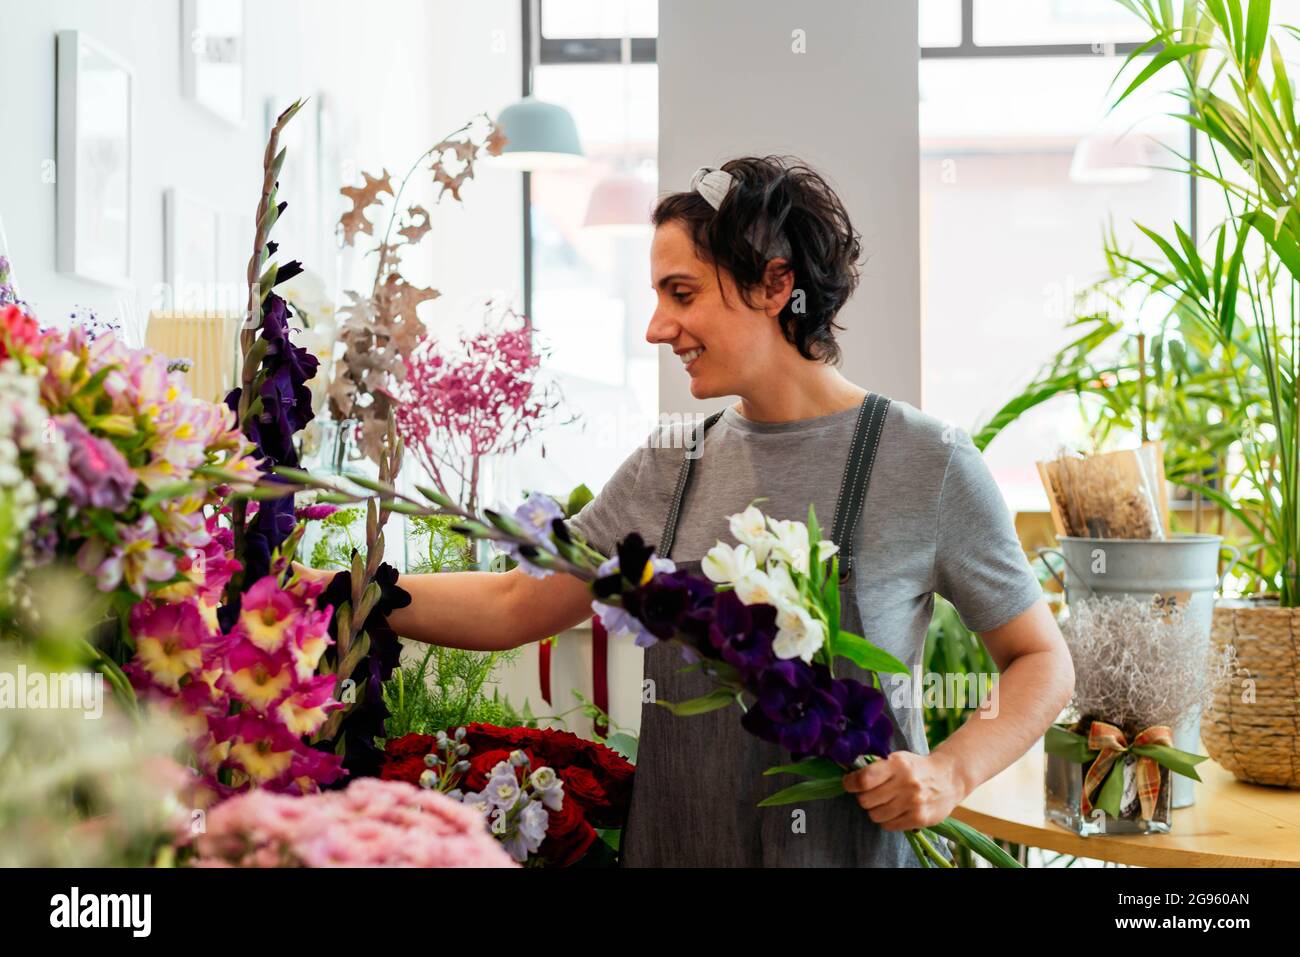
{"left": 656, "top": 0, "right": 921, "bottom": 412}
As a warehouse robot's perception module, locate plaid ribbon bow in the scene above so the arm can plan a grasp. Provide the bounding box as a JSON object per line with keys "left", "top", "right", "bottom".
{"left": 1080, "top": 721, "right": 1173, "bottom": 820}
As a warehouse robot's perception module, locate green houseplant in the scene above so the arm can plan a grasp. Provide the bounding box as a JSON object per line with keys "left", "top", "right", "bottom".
{"left": 983, "top": 0, "right": 1300, "bottom": 786}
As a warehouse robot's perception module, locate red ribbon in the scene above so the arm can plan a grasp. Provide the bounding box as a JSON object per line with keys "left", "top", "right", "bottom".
{"left": 538, "top": 637, "right": 553, "bottom": 706}
{"left": 536, "top": 618, "right": 610, "bottom": 736}
{"left": 592, "top": 616, "right": 609, "bottom": 737}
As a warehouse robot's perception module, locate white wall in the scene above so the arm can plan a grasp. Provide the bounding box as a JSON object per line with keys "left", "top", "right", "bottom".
{"left": 657, "top": 0, "right": 921, "bottom": 414}
{"left": 494, "top": 0, "right": 922, "bottom": 741}
{"left": 0, "top": 0, "right": 523, "bottom": 331}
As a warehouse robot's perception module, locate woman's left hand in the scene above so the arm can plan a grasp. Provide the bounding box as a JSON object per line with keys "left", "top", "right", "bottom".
{"left": 841, "top": 751, "right": 968, "bottom": 831}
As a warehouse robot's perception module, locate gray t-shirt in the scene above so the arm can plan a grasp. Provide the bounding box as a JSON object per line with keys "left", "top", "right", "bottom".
{"left": 569, "top": 397, "right": 1042, "bottom": 863}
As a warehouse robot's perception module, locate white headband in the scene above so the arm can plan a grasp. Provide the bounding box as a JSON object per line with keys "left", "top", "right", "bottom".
{"left": 689, "top": 165, "right": 791, "bottom": 260}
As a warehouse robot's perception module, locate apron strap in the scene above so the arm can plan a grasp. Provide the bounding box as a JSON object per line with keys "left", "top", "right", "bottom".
{"left": 830, "top": 393, "right": 891, "bottom": 583}
{"left": 659, "top": 409, "right": 725, "bottom": 560}
{"left": 658, "top": 395, "right": 890, "bottom": 570}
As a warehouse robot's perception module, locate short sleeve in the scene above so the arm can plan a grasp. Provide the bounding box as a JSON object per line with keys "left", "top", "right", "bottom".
{"left": 933, "top": 432, "right": 1042, "bottom": 633}
{"left": 566, "top": 443, "right": 648, "bottom": 558}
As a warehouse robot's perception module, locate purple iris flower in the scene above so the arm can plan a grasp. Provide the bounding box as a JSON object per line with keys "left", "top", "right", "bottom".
{"left": 741, "top": 660, "right": 843, "bottom": 756}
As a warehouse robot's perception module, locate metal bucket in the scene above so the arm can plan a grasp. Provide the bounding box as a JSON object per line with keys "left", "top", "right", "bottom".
{"left": 1037, "top": 534, "right": 1238, "bottom": 809}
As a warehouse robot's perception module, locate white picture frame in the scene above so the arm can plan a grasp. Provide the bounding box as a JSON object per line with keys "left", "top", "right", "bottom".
{"left": 164, "top": 188, "right": 223, "bottom": 311}
{"left": 56, "top": 30, "right": 133, "bottom": 288}
{"left": 181, "top": 0, "right": 245, "bottom": 126}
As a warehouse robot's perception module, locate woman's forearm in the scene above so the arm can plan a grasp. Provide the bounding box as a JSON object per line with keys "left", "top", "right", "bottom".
{"left": 385, "top": 566, "right": 594, "bottom": 651}
{"left": 930, "top": 602, "right": 1075, "bottom": 796}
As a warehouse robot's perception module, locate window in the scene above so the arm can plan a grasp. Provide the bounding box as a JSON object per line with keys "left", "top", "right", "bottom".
{"left": 920, "top": 1, "right": 1191, "bottom": 512}
{"left": 491, "top": 0, "right": 659, "bottom": 508}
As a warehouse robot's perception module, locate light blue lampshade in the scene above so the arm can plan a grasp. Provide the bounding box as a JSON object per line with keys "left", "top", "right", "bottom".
{"left": 493, "top": 95, "right": 585, "bottom": 170}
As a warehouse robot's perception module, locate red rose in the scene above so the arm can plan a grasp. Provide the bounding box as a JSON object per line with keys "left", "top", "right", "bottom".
{"left": 529, "top": 729, "right": 584, "bottom": 767}
{"left": 461, "top": 748, "right": 517, "bottom": 793}
{"left": 384, "top": 733, "right": 435, "bottom": 760}
{"left": 540, "top": 790, "right": 597, "bottom": 867}
{"left": 558, "top": 765, "right": 611, "bottom": 822}
{"left": 587, "top": 744, "right": 635, "bottom": 805}
{"left": 379, "top": 755, "right": 427, "bottom": 786}
{"left": 462, "top": 723, "right": 538, "bottom": 753}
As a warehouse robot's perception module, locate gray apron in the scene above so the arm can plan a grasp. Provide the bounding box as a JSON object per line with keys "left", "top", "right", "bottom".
{"left": 620, "top": 393, "right": 932, "bottom": 867}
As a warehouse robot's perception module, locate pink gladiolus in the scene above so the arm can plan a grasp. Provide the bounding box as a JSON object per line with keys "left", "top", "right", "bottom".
{"left": 128, "top": 599, "right": 212, "bottom": 693}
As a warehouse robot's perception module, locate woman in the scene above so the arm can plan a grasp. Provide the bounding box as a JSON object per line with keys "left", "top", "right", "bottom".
{"left": 364, "top": 157, "right": 1073, "bottom": 866}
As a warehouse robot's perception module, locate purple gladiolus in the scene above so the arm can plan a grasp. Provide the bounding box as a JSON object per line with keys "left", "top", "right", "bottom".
{"left": 707, "top": 589, "right": 778, "bottom": 680}
{"left": 741, "top": 660, "right": 843, "bottom": 756}
{"left": 822, "top": 678, "right": 894, "bottom": 764}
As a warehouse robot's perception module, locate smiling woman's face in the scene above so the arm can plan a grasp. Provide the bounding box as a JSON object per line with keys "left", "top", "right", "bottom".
{"left": 645, "top": 220, "right": 789, "bottom": 400}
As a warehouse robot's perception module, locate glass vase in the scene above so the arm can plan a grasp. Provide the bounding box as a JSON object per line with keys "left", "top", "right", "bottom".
{"left": 1045, "top": 748, "right": 1173, "bottom": 836}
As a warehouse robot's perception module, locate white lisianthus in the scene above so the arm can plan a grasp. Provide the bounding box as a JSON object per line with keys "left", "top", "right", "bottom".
{"left": 733, "top": 568, "right": 788, "bottom": 607}
{"left": 702, "top": 541, "right": 756, "bottom": 584}
{"left": 767, "top": 517, "right": 839, "bottom": 574}
{"left": 766, "top": 518, "right": 810, "bottom": 572}
{"left": 773, "top": 602, "right": 826, "bottom": 663}
{"left": 765, "top": 562, "right": 801, "bottom": 605}
{"left": 729, "top": 505, "right": 775, "bottom": 565}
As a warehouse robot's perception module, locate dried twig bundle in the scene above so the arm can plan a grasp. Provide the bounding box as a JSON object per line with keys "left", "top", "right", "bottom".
{"left": 1038, "top": 443, "right": 1167, "bottom": 539}
{"left": 1061, "top": 594, "right": 1234, "bottom": 733}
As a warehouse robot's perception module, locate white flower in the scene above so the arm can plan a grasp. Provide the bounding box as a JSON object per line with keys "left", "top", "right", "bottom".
{"left": 734, "top": 568, "right": 789, "bottom": 607}
{"left": 773, "top": 602, "right": 826, "bottom": 663}
{"left": 729, "top": 505, "right": 775, "bottom": 565}
{"left": 767, "top": 517, "right": 838, "bottom": 574}
{"left": 702, "top": 541, "right": 756, "bottom": 584}
{"left": 765, "top": 562, "right": 801, "bottom": 605}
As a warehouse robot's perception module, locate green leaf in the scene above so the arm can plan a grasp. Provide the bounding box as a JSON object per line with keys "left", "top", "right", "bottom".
{"left": 1243, "top": 0, "right": 1271, "bottom": 87}
{"left": 925, "top": 818, "right": 1022, "bottom": 868}
{"left": 763, "top": 756, "right": 844, "bottom": 780}
{"left": 1270, "top": 37, "right": 1295, "bottom": 139}
{"left": 84, "top": 509, "right": 122, "bottom": 546}
{"left": 756, "top": 777, "right": 846, "bottom": 806}
{"left": 1094, "top": 760, "right": 1127, "bottom": 818}
{"left": 1131, "top": 742, "right": 1209, "bottom": 781}
{"left": 654, "top": 689, "right": 737, "bottom": 716}
{"left": 603, "top": 731, "right": 638, "bottom": 764}
{"left": 1218, "top": 222, "right": 1249, "bottom": 338}
{"left": 565, "top": 484, "right": 594, "bottom": 517}
{"left": 831, "top": 630, "right": 909, "bottom": 674}
{"left": 1044, "top": 723, "right": 1096, "bottom": 763}
{"left": 1113, "top": 43, "right": 1210, "bottom": 106}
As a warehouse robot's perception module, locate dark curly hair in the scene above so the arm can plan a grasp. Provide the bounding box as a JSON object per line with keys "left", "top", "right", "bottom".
{"left": 652, "top": 156, "right": 861, "bottom": 364}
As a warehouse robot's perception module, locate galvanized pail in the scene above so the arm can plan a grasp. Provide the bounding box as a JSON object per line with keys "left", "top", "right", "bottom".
{"left": 1037, "top": 534, "right": 1238, "bottom": 809}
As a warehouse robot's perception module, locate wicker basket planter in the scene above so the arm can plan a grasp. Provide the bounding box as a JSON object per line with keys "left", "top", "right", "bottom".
{"left": 1202, "top": 602, "right": 1300, "bottom": 788}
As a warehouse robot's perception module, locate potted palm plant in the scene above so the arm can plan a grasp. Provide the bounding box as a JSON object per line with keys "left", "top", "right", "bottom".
{"left": 1083, "top": 0, "right": 1300, "bottom": 787}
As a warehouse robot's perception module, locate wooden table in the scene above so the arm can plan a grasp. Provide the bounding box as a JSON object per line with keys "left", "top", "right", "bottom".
{"left": 954, "top": 741, "right": 1300, "bottom": 867}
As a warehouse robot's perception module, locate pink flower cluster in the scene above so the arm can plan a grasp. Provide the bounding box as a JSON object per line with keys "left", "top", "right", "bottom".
{"left": 19, "top": 321, "right": 262, "bottom": 598}
{"left": 127, "top": 531, "right": 344, "bottom": 797}
{"left": 395, "top": 307, "right": 564, "bottom": 511}
{"left": 189, "top": 777, "right": 516, "bottom": 867}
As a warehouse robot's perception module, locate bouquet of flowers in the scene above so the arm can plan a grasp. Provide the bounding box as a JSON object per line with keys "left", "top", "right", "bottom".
{"left": 381, "top": 722, "right": 634, "bottom": 866}
{"left": 186, "top": 777, "right": 515, "bottom": 867}
{"left": 0, "top": 302, "right": 259, "bottom": 599}
{"left": 279, "top": 473, "right": 1019, "bottom": 868}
